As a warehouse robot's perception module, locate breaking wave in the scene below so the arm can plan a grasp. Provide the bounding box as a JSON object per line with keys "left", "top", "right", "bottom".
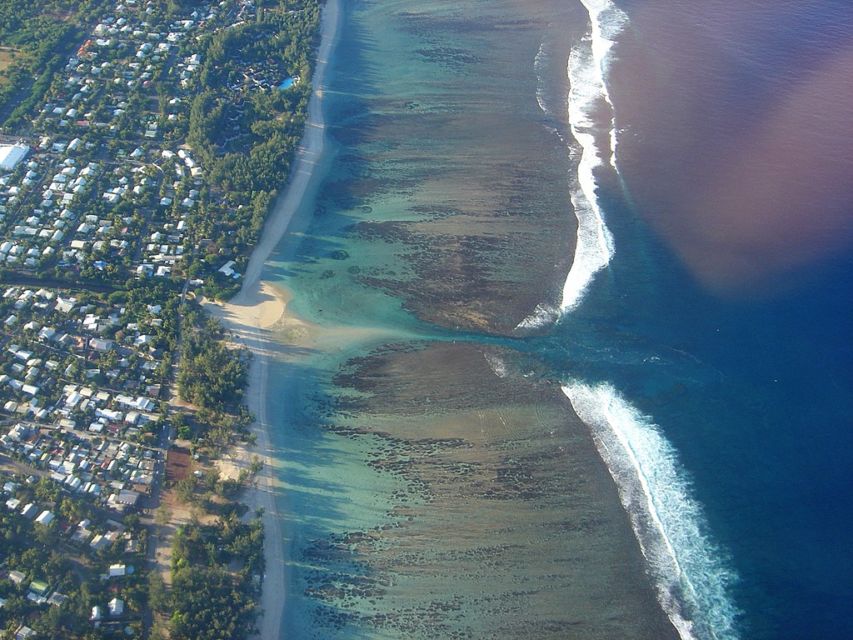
{"left": 562, "top": 382, "right": 741, "bottom": 640}
{"left": 517, "top": 0, "right": 625, "bottom": 328}
{"left": 559, "top": 0, "right": 629, "bottom": 312}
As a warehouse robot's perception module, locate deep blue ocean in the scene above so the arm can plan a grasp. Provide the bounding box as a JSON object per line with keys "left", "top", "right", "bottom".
{"left": 544, "top": 1, "right": 853, "bottom": 638}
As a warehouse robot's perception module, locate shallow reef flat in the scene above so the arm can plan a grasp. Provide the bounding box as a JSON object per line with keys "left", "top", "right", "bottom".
{"left": 283, "top": 340, "right": 677, "bottom": 639}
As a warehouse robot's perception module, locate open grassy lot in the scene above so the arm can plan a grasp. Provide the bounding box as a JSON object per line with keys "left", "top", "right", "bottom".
{"left": 0, "top": 46, "right": 21, "bottom": 69}
{"left": 0, "top": 45, "right": 24, "bottom": 86}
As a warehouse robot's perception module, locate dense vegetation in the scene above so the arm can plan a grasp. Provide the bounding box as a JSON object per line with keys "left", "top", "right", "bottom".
{"left": 177, "top": 310, "right": 248, "bottom": 413}
{"left": 183, "top": 2, "right": 320, "bottom": 299}
{"left": 162, "top": 515, "right": 263, "bottom": 640}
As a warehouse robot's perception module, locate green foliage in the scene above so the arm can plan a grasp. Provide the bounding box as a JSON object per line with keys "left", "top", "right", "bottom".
{"left": 177, "top": 312, "right": 247, "bottom": 412}
{"left": 175, "top": 475, "right": 197, "bottom": 503}
{"left": 170, "top": 566, "right": 256, "bottom": 640}
{"left": 168, "top": 516, "right": 263, "bottom": 640}
{"left": 0, "top": 0, "right": 108, "bottom": 128}
{"left": 148, "top": 572, "right": 168, "bottom": 614}
{"left": 182, "top": 2, "right": 320, "bottom": 287}
{"left": 0, "top": 1, "right": 99, "bottom": 40}
{"left": 33, "top": 476, "right": 60, "bottom": 502}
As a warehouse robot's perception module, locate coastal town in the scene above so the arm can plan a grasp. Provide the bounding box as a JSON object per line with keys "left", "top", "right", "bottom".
{"left": 0, "top": 0, "right": 321, "bottom": 637}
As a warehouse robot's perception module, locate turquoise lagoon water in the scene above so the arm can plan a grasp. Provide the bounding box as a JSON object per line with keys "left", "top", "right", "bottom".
{"left": 260, "top": 0, "right": 678, "bottom": 637}
{"left": 256, "top": 0, "right": 853, "bottom": 638}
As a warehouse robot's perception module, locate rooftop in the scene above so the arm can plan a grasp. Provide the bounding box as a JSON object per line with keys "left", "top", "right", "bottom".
{"left": 0, "top": 144, "right": 30, "bottom": 172}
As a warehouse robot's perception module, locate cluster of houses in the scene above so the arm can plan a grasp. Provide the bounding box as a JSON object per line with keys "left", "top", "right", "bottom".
{"left": 0, "top": 142, "right": 99, "bottom": 270}
{"left": 4, "top": 557, "right": 69, "bottom": 610}
{"left": 0, "top": 423, "right": 158, "bottom": 510}
{"left": 0, "top": 1, "right": 279, "bottom": 636}
{"left": 0, "top": 0, "right": 261, "bottom": 285}
{"left": 0, "top": 285, "right": 170, "bottom": 435}
{"left": 2, "top": 481, "right": 55, "bottom": 531}
{"left": 1, "top": 470, "right": 140, "bottom": 631}
{"left": 5, "top": 572, "right": 68, "bottom": 608}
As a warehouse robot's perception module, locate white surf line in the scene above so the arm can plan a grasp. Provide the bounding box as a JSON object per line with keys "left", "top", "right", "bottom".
{"left": 517, "top": 1, "right": 626, "bottom": 329}
{"left": 579, "top": 0, "right": 628, "bottom": 166}
{"left": 559, "top": 32, "right": 615, "bottom": 314}
{"left": 558, "top": 0, "right": 629, "bottom": 314}
{"left": 534, "top": 40, "right": 551, "bottom": 116}
{"left": 563, "top": 382, "right": 741, "bottom": 640}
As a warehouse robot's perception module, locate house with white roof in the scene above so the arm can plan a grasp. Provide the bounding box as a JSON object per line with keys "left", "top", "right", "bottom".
{"left": 108, "top": 597, "right": 124, "bottom": 617}
{"left": 0, "top": 144, "right": 30, "bottom": 171}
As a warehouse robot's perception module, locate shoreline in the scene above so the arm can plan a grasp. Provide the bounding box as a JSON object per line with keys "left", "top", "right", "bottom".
{"left": 202, "top": 0, "right": 678, "bottom": 637}
{"left": 204, "top": 0, "right": 342, "bottom": 638}
{"left": 237, "top": 0, "right": 341, "bottom": 296}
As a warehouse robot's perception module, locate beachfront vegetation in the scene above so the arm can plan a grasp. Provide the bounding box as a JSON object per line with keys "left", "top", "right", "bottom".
{"left": 182, "top": 1, "right": 320, "bottom": 299}
{"left": 163, "top": 515, "right": 264, "bottom": 640}
{"left": 176, "top": 305, "right": 253, "bottom": 452}
{"left": 178, "top": 316, "right": 247, "bottom": 411}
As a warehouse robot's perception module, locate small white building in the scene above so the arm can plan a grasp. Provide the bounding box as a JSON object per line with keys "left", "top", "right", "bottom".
{"left": 14, "top": 625, "right": 35, "bottom": 639}
{"left": 89, "top": 338, "right": 114, "bottom": 352}
{"left": 108, "top": 597, "right": 124, "bottom": 617}
{"left": 8, "top": 570, "right": 26, "bottom": 586}
{"left": 0, "top": 144, "right": 29, "bottom": 171}
{"left": 108, "top": 563, "right": 126, "bottom": 577}
{"left": 20, "top": 503, "right": 38, "bottom": 519}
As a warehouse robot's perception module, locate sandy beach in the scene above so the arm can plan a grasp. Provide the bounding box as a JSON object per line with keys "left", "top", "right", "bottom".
{"left": 203, "top": 0, "right": 342, "bottom": 637}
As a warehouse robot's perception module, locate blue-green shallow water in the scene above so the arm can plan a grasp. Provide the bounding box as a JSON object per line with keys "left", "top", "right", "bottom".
{"left": 257, "top": 0, "right": 853, "bottom": 638}
{"left": 260, "top": 0, "right": 679, "bottom": 638}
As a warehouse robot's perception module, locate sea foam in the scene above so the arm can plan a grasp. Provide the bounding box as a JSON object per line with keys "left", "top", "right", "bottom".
{"left": 579, "top": 0, "right": 627, "bottom": 163}
{"left": 562, "top": 382, "right": 740, "bottom": 640}
{"left": 517, "top": 1, "right": 624, "bottom": 329}
{"left": 559, "top": 0, "right": 631, "bottom": 313}
{"left": 561, "top": 33, "right": 615, "bottom": 313}
{"left": 483, "top": 352, "right": 509, "bottom": 379}
{"left": 534, "top": 41, "right": 551, "bottom": 117}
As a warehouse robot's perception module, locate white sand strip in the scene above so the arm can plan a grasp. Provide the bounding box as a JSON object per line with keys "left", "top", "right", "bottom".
{"left": 204, "top": 0, "right": 343, "bottom": 638}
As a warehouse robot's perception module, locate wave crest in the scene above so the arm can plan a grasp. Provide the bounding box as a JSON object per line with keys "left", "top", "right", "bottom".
{"left": 558, "top": 0, "right": 629, "bottom": 313}
{"left": 562, "top": 382, "right": 740, "bottom": 640}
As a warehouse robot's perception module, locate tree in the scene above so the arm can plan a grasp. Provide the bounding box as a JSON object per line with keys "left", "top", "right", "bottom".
{"left": 148, "top": 572, "right": 169, "bottom": 613}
